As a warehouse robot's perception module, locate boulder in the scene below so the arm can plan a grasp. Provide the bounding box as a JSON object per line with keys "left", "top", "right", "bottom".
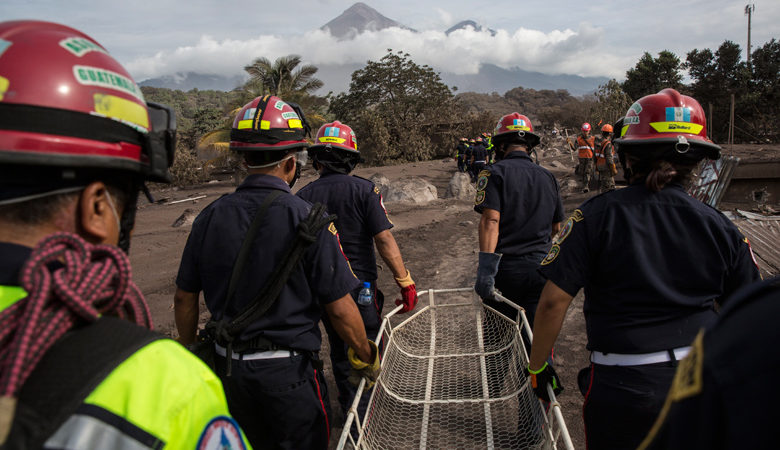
{"left": 550, "top": 160, "right": 567, "bottom": 169}
{"left": 445, "top": 172, "right": 476, "bottom": 200}
{"left": 369, "top": 173, "right": 391, "bottom": 198}
{"left": 384, "top": 177, "right": 438, "bottom": 204}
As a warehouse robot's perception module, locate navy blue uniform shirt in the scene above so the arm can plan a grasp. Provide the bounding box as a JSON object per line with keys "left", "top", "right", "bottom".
{"left": 176, "top": 174, "right": 360, "bottom": 352}
{"left": 0, "top": 242, "right": 31, "bottom": 286}
{"left": 539, "top": 182, "right": 761, "bottom": 354}
{"left": 474, "top": 151, "right": 564, "bottom": 257}
{"left": 472, "top": 144, "right": 487, "bottom": 162}
{"left": 297, "top": 171, "right": 393, "bottom": 282}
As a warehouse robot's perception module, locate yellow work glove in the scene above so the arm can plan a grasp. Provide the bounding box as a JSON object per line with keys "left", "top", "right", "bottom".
{"left": 394, "top": 269, "right": 415, "bottom": 288}
{"left": 348, "top": 340, "right": 381, "bottom": 389}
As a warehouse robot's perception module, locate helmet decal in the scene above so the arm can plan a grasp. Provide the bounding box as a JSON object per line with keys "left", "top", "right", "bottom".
{"left": 73, "top": 65, "right": 144, "bottom": 102}
{"left": 0, "top": 76, "right": 8, "bottom": 101}
{"left": 0, "top": 39, "right": 11, "bottom": 58}
{"left": 93, "top": 93, "right": 150, "bottom": 132}
{"left": 59, "top": 36, "right": 107, "bottom": 57}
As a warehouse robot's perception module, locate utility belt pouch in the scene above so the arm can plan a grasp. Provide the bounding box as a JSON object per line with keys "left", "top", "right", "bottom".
{"left": 188, "top": 321, "right": 217, "bottom": 370}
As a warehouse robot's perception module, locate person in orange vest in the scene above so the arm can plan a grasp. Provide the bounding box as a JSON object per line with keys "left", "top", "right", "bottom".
{"left": 576, "top": 123, "right": 596, "bottom": 192}
{"left": 595, "top": 124, "right": 619, "bottom": 192}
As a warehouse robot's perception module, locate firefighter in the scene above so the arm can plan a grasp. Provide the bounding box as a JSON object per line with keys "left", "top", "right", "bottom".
{"left": 594, "top": 124, "right": 618, "bottom": 192}
{"left": 174, "top": 96, "right": 379, "bottom": 449}
{"left": 639, "top": 276, "right": 779, "bottom": 450}
{"left": 297, "top": 120, "right": 417, "bottom": 416}
{"left": 0, "top": 20, "right": 250, "bottom": 448}
{"left": 456, "top": 137, "right": 469, "bottom": 172}
{"left": 474, "top": 113, "right": 564, "bottom": 338}
{"left": 470, "top": 136, "right": 488, "bottom": 182}
{"left": 465, "top": 138, "right": 475, "bottom": 178}
{"left": 575, "top": 122, "right": 596, "bottom": 192}
{"left": 527, "top": 88, "right": 761, "bottom": 450}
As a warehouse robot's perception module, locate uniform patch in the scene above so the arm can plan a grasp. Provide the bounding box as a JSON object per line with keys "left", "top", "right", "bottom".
{"left": 476, "top": 175, "right": 489, "bottom": 191}
{"left": 196, "top": 416, "right": 246, "bottom": 450}
{"left": 553, "top": 217, "right": 575, "bottom": 245}
{"left": 475, "top": 190, "right": 486, "bottom": 205}
{"left": 373, "top": 185, "right": 380, "bottom": 195}
{"left": 328, "top": 222, "right": 338, "bottom": 235}
{"left": 541, "top": 244, "right": 560, "bottom": 265}
{"left": 570, "top": 209, "right": 584, "bottom": 222}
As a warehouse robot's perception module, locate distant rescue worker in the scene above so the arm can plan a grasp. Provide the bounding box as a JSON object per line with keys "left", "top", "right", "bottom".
{"left": 639, "top": 277, "right": 780, "bottom": 450}
{"left": 174, "top": 96, "right": 379, "bottom": 449}
{"left": 474, "top": 113, "right": 564, "bottom": 334}
{"left": 297, "top": 120, "right": 418, "bottom": 416}
{"left": 0, "top": 20, "right": 250, "bottom": 448}
{"left": 594, "top": 124, "right": 618, "bottom": 192}
{"left": 485, "top": 133, "right": 495, "bottom": 164}
{"left": 527, "top": 89, "right": 761, "bottom": 450}
{"left": 576, "top": 122, "right": 596, "bottom": 192}
{"left": 470, "top": 137, "right": 488, "bottom": 182}
{"left": 465, "top": 138, "right": 475, "bottom": 176}
{"left": 456, "top": 137, "right": 469, "bottom": 172}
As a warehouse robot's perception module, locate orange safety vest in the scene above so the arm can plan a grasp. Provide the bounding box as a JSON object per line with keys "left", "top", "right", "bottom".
{"left": 576, "top": 135, "right": 595, "bottom": 158}
{"left": 595, "top": 139, "right": 614, "bottom": 167}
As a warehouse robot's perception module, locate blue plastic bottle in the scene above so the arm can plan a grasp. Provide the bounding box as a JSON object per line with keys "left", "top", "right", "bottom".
{"left": 357, "top": 282, "right": 372, "bottom": 306}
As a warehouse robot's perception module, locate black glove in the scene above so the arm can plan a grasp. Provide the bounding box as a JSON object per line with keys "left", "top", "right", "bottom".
{"left": 526, "top": 362, "right": 563, "bottom": 402}
{"left": 475, "top": 252, "right": 502, "bottom": 300}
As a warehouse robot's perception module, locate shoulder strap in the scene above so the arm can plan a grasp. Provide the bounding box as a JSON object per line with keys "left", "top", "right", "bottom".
{"left": 227, "top": 203, "right": 336, "bottom": 336}
{"left": 4, "top": 317, "right": 162, "bottom": 450}
{"left": 223, "top": 190, "right": 283, "bottom": 312}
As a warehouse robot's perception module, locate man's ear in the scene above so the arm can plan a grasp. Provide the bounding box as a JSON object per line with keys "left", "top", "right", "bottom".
{"left": 77, "top": 182, "right": 117, "bottom": 245}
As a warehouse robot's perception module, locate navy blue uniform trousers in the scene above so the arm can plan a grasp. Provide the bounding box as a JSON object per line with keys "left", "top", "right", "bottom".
{"left": 322, "top": 281, "right": 384, "bottom": 416}
{"left": 578, "top": 362, "right": 676, "bottom": 450}
{"left": 215, "top": 353, "right": 331, "bottom": 449}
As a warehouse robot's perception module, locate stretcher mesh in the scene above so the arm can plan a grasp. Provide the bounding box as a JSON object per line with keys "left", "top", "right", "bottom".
{"left": 342, "top": 290, "right": 565, "bottom": 449}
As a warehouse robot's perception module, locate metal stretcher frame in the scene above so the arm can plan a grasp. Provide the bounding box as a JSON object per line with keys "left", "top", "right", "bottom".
{"left": 336, "top": 288, "right": 575, "bottom": 450}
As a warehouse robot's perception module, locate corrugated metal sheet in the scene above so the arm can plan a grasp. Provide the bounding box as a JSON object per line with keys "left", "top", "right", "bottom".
{"left": 724, "top": 211, "right": 780, "bottom": 278}
{"left": 688, "top": 156, "right": 741, "bottom": 208}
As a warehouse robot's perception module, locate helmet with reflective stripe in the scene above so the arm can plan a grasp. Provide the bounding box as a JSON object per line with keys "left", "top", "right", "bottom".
{"left": 581, "top": 122, "right": 591, "bottom": 133}
{"left": 0, "top": 20, "right": 175, "bottom": 185}
{"left": 230, "top": 95, "right": 309, "bottom": 153}
{"left": 614, "top": 88, "right": 720, "bottom": 161}
{"left": 311, "top": 120, "right": 357, "bottom": 154}
{"left": 492, "top": 112, "right": 540, "bottom": 148}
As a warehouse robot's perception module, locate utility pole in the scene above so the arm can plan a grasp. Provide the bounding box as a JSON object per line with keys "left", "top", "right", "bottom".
{"left": 745, "top": 4, "right": 755, "bottom": 68}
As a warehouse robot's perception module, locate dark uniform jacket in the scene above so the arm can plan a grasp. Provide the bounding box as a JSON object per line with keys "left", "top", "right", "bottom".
{"left": 474, "top": 151, "right": 564, "bottom": 259}
{"left": 296, "top": 171, "right": 393, "bottom": 282}
{"left": 176, "top": 174, "right": 360, "bottom": 352}
{"left": 540, "top": 183, "right": 761, "bottom": 354}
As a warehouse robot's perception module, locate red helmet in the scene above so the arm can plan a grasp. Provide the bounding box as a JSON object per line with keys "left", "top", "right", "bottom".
{"left": 581, "top": 123, "right": 591, "bottom": 132}
{"left": 311, "top": 120, "right": 358, "bottom": 153}
{"left": 601, "top": 124, "right": 613, "bottom": 133}
{"left": 493, "top": 112, "right": 540, "bottom": 148}
{"left": 0, "top": 21, "right": 175, "bottom": 186}
{"left": 615, "top": 88, "right": 720, "bottom": 160}
{"left": 230, "top": 95, "right": 308, "bottom": 153}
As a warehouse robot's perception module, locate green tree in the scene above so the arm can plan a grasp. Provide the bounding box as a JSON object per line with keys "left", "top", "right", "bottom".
{"left": 594, "top": 79, "right": 633, "bottom": 125}
{"left": 243, "top": 54, "right": 323, "bottom": 101}
{"left": 749, "top": 39, "right": 780, "bottom": 141}
{"left": 329, "top": 50, "right": 457, "bottom": 163}
{"left": 622, "top": 50, "right": 683, "bottom": 100}
{"left": 684, "top": 40, "right": 751, "bottom": 142}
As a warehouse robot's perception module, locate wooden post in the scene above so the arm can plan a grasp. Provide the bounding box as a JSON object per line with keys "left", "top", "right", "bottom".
{"left": 708, "top": 103, "right": 713, "bottom": 139}
{"left": 729, "top": 93, "right": 735, "bottom": 153}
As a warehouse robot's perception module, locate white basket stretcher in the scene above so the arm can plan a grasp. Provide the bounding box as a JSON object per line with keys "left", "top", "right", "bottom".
{"left": 337, "top": 288, "right": 574, "bottom": 449}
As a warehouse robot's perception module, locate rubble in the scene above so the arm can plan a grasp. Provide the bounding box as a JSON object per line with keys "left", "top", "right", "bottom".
{"left": 445, "top": 172, "right": 476, "bottom": 200}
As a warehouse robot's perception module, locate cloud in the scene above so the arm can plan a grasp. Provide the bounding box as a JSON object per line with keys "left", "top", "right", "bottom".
{"left": 126, "top": 23, "right": 631, "bottom": 83}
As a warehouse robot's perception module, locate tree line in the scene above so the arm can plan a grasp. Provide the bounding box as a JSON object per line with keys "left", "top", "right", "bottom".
{"left": 144, "top": 39, "right": 778, "bottom": 185}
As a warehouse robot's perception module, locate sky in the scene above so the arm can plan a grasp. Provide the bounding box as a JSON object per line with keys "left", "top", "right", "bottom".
{"left": 2, "top": 0, "right": 778, "bottom": 85}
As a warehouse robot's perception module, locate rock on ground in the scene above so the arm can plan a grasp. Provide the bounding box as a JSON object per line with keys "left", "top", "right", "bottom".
{"left": 171, "top": 208, "right": 196, "bottom": 227}
{"left": 369, "top": 173, "right": 391, "bottom": 198}
{"left": 383, "top": 176, "right": 438, "bottom": 204}
{"left": 446, "top": 172, "right": 476, "bottom": 200}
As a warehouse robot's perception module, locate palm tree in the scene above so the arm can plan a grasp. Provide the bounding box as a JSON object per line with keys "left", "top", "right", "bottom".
{"left": 243, "top": 54, "right": 323, "bottom": 101}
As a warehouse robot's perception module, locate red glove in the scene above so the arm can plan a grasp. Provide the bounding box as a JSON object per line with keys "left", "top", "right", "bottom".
{"left": 395, "top": 284, "right": 418, "bottom": 313}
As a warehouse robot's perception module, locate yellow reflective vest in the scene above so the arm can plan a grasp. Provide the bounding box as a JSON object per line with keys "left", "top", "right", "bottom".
{"left": 0, "top": 285, "right": 251, "bottom": 450}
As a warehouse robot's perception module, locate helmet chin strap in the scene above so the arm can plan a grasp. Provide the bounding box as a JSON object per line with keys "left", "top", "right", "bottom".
{"left": 116, "top": 188, "right": 139, "bottom": 253}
